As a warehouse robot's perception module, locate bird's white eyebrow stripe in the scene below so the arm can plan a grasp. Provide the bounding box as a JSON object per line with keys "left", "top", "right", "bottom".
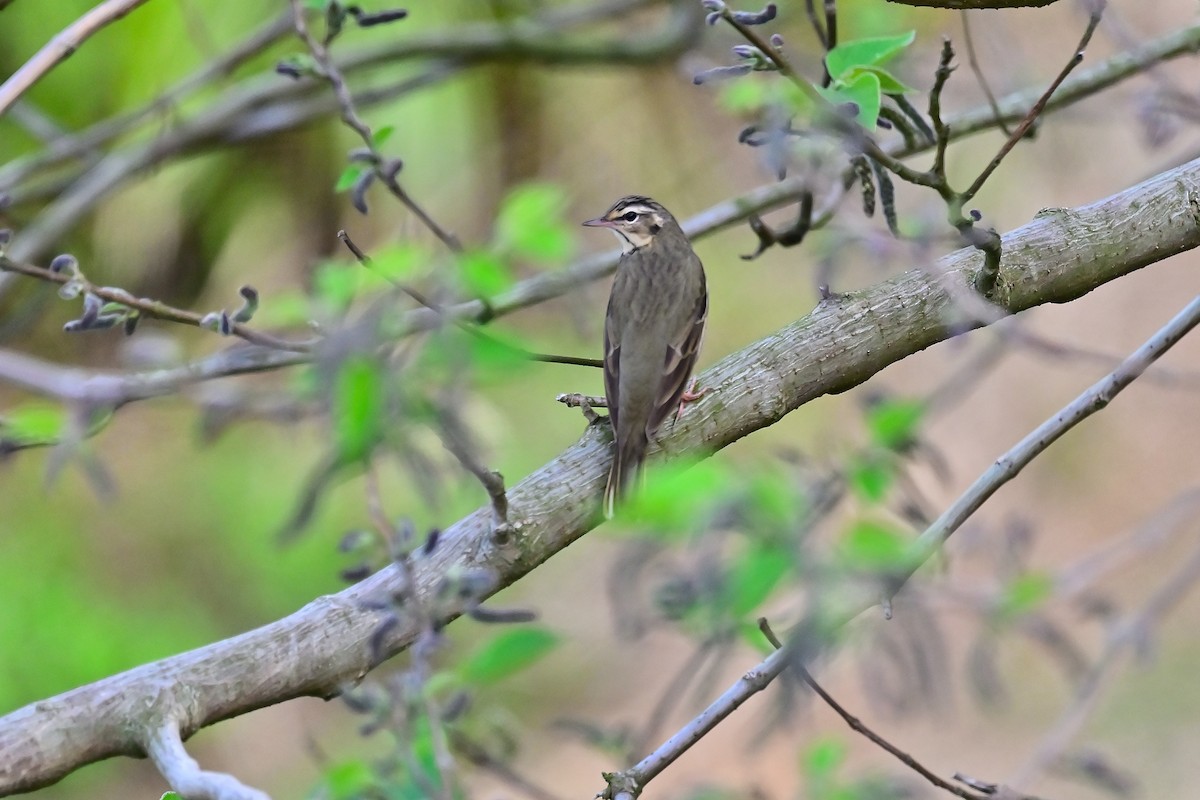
{"left": 611, "top": 203, "right": 655, "bottom": 218}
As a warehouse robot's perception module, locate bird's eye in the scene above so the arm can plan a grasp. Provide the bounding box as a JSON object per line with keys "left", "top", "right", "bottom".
{"left": 622, "top": 211, "right": 638, "bottom": 222}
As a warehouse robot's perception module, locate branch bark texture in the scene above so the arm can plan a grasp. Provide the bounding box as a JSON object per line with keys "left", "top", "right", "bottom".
{"left": 2, "top": 158, "right": 1199, "bottom": 795}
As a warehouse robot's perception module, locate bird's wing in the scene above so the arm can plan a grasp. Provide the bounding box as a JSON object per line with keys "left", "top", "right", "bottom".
{"left": 603, "top": 309, "right": 621, "bottom": 434}
{"left": 649, "top": 283, "right": 707, "bottom": 433}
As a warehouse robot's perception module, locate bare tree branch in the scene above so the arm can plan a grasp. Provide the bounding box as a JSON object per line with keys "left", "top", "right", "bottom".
{"left": 145, "top": 720, "right": 270, "bottom": 800}
{"left": 603, "top": 286, "right": 1200, "bottom": 800}
{"left": 2, "top": 156, "right": 1198, "bottom": 796}
{"left": 0, "top": 0, "right": 156, "bottom": 117}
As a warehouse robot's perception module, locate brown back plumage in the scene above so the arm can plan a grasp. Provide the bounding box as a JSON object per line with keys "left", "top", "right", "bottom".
{"left": 586, "top": 196, "right": 708, "bottom": 518}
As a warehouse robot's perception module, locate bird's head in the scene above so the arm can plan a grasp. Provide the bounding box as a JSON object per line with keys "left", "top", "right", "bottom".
{"left": 583, "top": 196, "right": 673, "bottom": 253}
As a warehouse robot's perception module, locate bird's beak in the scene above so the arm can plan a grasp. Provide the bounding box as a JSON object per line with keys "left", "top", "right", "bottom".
{"left": 582, "top": 217, "right": 615, "bottom": 228}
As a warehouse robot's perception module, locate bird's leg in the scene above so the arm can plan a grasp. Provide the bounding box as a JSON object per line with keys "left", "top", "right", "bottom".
{"left": 674, "top": 378, "right": 710, "bottom": 422}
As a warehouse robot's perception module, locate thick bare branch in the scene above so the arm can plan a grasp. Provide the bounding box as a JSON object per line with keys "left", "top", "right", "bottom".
{"left": 1, "top": 157, "right": 1198, "bottom": 796}
{"left": 604, "top": 289, "right": 1200, "bottom": 800}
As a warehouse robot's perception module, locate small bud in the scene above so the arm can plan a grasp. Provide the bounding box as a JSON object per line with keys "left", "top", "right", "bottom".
{"left": 440, "top": 691, "right": 471, "bottom": 722}
{"left": 770, "top": 33, "right": 784, "bottom": 49}
{"left": 57, "top": 278, "right": 84, "bottom": 300}
{"left": 705, "top": 11, "right": 721, "bottom": 25}
{"left": 80, "top": 292, "right": 102, "bottom": 328}
{"left": 351, "top": 8, "right": 408, "bottom": 26}
{"left": 275, "top": 61, "right": 303, "bottom": 80}
{"left": 340, "top": 564, "right": 373, "bottom": 583}
{"left": 49, "top": 254, "right": 78, "bottom": 275}
{"left": 467, "top": 606, "right": 538, "bottom": 624}
{"left": 339, "top": 529, "right": 374, "bottom": 553}
{"left": 732, "top": 3, "right": 776, "bottom": 25}
{"left": 232, "top": 285, "right": 259, "bottom": 323}
{"left": 693, "top": 64, "right": 753, "bottom": 85}
{"left": 422, "top": 528, "right": 441, "bottom": 555}
{"left": 351, "top": 169, "right": 375, "bottom": 215}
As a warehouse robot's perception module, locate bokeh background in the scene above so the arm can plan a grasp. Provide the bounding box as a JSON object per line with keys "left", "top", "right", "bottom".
{"left": 2, "top": 0, "right": 1200, "bottom": 798}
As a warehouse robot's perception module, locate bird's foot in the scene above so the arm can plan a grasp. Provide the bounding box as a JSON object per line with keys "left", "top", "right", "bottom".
{"left": 674, "top": 378, "right": 710, "bottom": 422}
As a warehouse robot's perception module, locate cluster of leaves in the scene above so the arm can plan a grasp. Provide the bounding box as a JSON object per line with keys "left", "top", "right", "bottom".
{"left": 273, "top": 181, "right": 576, "bottom": 535}
{"left": 313, "top": 624, "right": 560, "bottom": 800}
{"left": 705, "top": 25, "right": 916, "bottom": 132}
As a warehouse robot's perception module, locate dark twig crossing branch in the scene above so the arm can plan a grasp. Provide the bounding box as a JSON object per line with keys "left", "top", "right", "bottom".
{"left": 288, "top": 0, "right": 462, "bottom": 252}
{"left": 757, "top": 619, "right": 989, "bottom": 800}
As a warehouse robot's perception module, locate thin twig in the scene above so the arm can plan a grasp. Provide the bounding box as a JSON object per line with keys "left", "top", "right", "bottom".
{"left": 0, "top": 0, "right": 155, "bottom": 117}
{"left": 289, "top": 0, "right": 461, "bottom": 251}
{"left": 961, "top": 7, "right": 1103, "bottom": 203}
{"left": 600, "top": 293, "right": 1200, "bottom": 800}
{"left": 1010, "top": 534, "right": 1200, "bottom": 788}
{"left": 0, "top": 11, "right": 295, "bottom": 194}
{"left": 450, "top": 731, "right": 563, "bottom": 800}
{"left": 960, "top": 10, "right": 1013, "bottom": 136}
{"left": 436, "top": 406, "right": 513, "bottom": 536}
{"left": 337, "top": 230, "right": 602, "bottom": 369}
{"left": 0, "top": 256, "right": 313, "bottom": 353}
{"left": 758, "top": 619, "right": 989, "bottom": 800}
{"left": 906, "top": 293, "right": 1200, "bottom": 582}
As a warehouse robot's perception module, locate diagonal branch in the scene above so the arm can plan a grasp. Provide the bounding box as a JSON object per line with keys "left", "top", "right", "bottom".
{"left": 603, "top": 288, "right": 1200, "bottom": 800}
{"left": 0, "top": 0, "right": 156, "bottom": 117}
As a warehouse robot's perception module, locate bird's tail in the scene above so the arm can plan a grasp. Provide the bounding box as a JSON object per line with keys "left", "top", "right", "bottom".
{"left": 604, "top": 435, "right": 647, "bottom": 519}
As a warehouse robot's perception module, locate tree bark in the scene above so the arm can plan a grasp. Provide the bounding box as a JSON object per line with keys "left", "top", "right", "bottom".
{"left": 2, "top": 157, "right": 1199, "bottom": 795}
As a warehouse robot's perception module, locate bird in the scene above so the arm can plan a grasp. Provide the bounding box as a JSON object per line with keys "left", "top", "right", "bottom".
{"left": 583, "top": 195, "right": 708, "bottom": 518}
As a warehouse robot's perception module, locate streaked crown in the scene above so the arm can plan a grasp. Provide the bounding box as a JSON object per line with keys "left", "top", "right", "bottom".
{"left": 583, "top": 195, "right": 678, "bottom": 253}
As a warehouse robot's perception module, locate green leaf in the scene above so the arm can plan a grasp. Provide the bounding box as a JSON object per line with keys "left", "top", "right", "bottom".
{"left": 847, "top": 454, "right": 893, "bottom": 504}
{"left": 719, "top": 77, "right": 769, "bottom": 113}
{"left": 459, "top": 627, "right": 560, "bottom": 686}
{"left": 372, "top": 125, "right": 395, "bottom": 147}
{"left": 725, "top": 543, "right": 791, "bottom": 618}
{"left": 616, "top": 459, "right": 731, "bottom": 538}
{"left": 838, "top": 518, "right": 913, "bottom": 571}
{"left": 741, "top": 467, "right": 806, "bottom": 536}
{"left": 332, "top": 357, "right": 384, "bottom": 462}
{"left": 160, "top": 794, "right": 184, "bottom": 800}
{"left": 825, "top": 31, "right": 916, "bottom": 81}
{"left": 845, "top": 65, "right": 916, "bottom": 95}
{"left": 255, "top": 291, "right": 310, "bottom": 327}
{"left": 496, "top": 183, "right": 574, "bottom": 263}
{"left": 320, "top": 760, "right": 378, "bottom": 800}
{"left": 368, "top": 244, "right": 425, "bottom": 283}
{"left": 803, "top": 736, "right": 847, "bottom": 779}
{"left": 458, "top": 250, "right": 514, "bottom": 298}
{"left": 866, "top": 398, "right": 925, "bottom": 451}
{"left": 313, "top": 262, "right": 360, "bottom": 310}
{"left": 334, "top": 163, "right": 368, "bottom": 193}
{"left": 820, "top": 70, "right": 882, "bottom": 130}
{"left": 467, "top": 329, "right": 535, "bottom": 381}
{"left": 1, "top": 403, "right": 67, "bottom": 447}
{"left": 998, "top": 572, "right": 1054, "bottom": 619}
